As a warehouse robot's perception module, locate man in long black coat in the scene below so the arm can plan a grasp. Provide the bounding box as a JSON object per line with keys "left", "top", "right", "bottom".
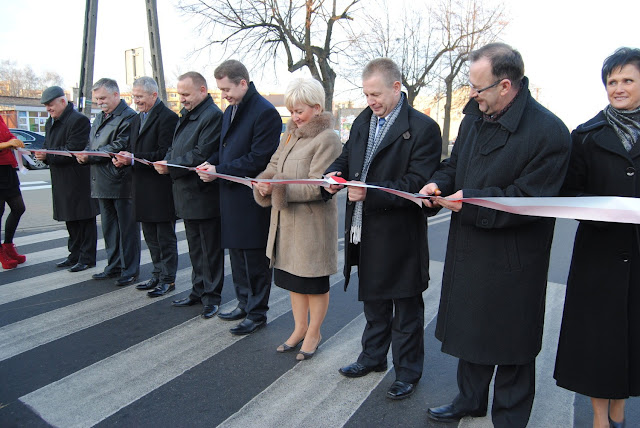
{"left": 114, "top": 77, "right": 179, "bottom": 297}
{"left": 154, "top": 71, "right": 224, "bottom": 320}
{"left": 197, "top": 60, "right": 281, "bottom": 336}
{"left": 421, "top": 43, "right": 571, "bottom": 428}
{"left": 38, "top": 86, "right": 98, "bottom": 272}
{"left": 324, "top": 58, "right": 441, "bottom": 400}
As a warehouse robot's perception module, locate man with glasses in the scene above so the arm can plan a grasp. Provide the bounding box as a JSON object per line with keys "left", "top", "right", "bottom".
{"left": 420, "top": 43, "right": 571, "bottom": 427}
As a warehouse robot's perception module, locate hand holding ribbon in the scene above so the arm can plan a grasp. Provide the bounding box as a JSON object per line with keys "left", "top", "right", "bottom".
{"left": 196, "top": 161, "right": 217, "bottom": 182}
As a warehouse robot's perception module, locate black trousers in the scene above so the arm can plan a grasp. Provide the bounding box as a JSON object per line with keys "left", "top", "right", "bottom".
{"left": 228, "top": 248, "right": 272, "bottom": 322}
{"left": 357, "top": 295, "right": 425, "bottom": 384}
{"left": 98, "top": 198, "right": 140, "bottom": 278}
{"left": 141, "top": 221, "right": 177, "bottom": 283}
{"left": 453, "top": 359, "right": 536, "bottom": 428}
{"left": 184, "top": 218, "right": 224, "bottom": 306}
{"left": 66, "top": 218, "right": 97, "bottom": 265}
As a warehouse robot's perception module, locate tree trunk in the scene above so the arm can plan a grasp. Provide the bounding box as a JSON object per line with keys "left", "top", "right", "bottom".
{"left": 442, "top": 76, "right": 454, "bottom": 156}
{"left": 406, "top": 86, "right": 416, "bottom": 107}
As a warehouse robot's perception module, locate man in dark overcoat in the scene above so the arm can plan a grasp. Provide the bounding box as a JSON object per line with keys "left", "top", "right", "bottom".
{"left": 323, "top": 58, "right": 441, "bottom": 400}
{"left": 38, "top": 86, "right": 98, "bottom": 272}
{"left": 113, "top": 77, "right": 179, "bottom": 297}
{"left": 421, "top": 43, "right": 571, "bottom": 428}
{"left": 154, "top": 71, "right": 224, "bottom": 319}
{"left": 197, "top": 60, "right": 281, "bottom": 335}
{"left": 76, "top": 78, "right": 140, "bottom": 286}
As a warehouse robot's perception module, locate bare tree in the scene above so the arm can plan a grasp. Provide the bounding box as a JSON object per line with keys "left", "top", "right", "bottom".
{"left": 0, "top": 60, "right": 65, "bottom": 97}
{"left": 438, "top": 0, "right": 507, "bottom": 155}
{"left": 178, "top": 0, "right": 361, "bottom": 110}
{"left": 345, "top": 1, "right": 463, "bottom": 106}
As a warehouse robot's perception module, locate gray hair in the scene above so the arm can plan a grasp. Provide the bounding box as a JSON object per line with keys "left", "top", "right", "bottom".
{"left": 285, "top": 78, "right": 325, "bottom": 112}
{"left": 132, "top": 76, "right": 158, "bottom": 94}
{"left": 362, "top": 58, "right": 402, "bottom": 87}
{"left": 92, "top": 78, "right": 120, "bottom": 94}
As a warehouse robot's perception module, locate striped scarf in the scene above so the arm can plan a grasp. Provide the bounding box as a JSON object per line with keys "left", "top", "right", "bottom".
{"left": 604, "top": 104, "right": 640, "bottom": 152}
{"left": 350, "top": 93, "right": 404, "bottom": 244}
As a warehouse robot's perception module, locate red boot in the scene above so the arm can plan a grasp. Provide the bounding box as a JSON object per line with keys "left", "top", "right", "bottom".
{"left": 2, "top": 243, "right": 26, "bottom": 264}
{"left": 0, "top": 246, "right": 18, "bottom": 269}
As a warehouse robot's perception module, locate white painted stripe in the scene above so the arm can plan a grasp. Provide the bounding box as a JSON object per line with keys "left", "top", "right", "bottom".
{"left": 0, "top": 223, "right": 187, "bottom": 305}
{"left": 20, "top": 185, "right": 52, "bottom": 191}
{"left": 0, "top": 255, "right": 232, "bottom": 362}
{"left": 20, "top": 181, "right": 49, "bottom": 185}
{"left": 220, "top": 261, "right": 444, "bottom": 427}
{"left": 19, "top": 269, "right": 346, "bottom": 427}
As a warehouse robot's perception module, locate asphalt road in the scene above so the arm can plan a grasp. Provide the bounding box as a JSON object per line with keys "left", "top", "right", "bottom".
{"left": 0, "top": 171, "right": 638, "bottom": 427}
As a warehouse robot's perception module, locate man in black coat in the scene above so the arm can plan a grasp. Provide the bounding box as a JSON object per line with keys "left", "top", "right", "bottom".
{"left": 421, "top": 43, "right": 571, "bottom": 428}
{"left": 154, "top": 71, "right": 223, "bottom": 319}
{"left": 114, "top": 77, "right": 179, "bottom": 297}
{"left": 324, "top": 58, "right": 442, "bottom": 400}
{"left": 197, "top": 60, "right": 281, "bottom": 335}
{"left": 38, "top": 86, "right": 98, "bottom": 272}
{"left": 76, "top": 78, "right": 140, "bottom": 286}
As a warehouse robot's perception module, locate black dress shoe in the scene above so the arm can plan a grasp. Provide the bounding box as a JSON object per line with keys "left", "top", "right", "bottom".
{"left": 68, "top": 263, "right": 95, "bottom": 272}
{"left": 172, "top": 297, "right": 201, "bottom": 307}
{"left": 56, "top": 258, "right": 77, "bottom": 268}
{"left": 218, "top": 307, "right": 247, "bottom": 321}
{"left": 230, "top": 318, "right": 265, "bottom": 335}
{"left": 202, "top": 304, "right": 220, "bottom": 319}
{"left": 92, "top": 271, "right": 121, "bottom": 280}
{"left": 115, "top": 276, "right": 138, "bottom": 287}
{"left": 147, "top": 283, "right": 175, "bottom": 298}
{"left": 427, "top": 403, "right": 487, "bottom": 422}
{"left": 339, "top": 361, "right": 388, "bottom": 378}
{"left": 137, "top": 277, "right": 159, "bottom": 290}
{"left": 386, "top": 380, "right": 416, "bottom": 400}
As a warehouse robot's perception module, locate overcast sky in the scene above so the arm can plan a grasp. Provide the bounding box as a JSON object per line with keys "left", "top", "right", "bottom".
{"left": 2, "top": 0, "right": 639, "bottom": 129}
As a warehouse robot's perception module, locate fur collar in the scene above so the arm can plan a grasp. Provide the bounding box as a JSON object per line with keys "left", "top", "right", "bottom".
{"left": 286, "top": 112, "right": 335, "bottom": 139}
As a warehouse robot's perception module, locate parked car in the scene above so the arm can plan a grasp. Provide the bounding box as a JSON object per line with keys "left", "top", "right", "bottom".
{"left": 10, "top": 128, "right": 48, "bottom": 170}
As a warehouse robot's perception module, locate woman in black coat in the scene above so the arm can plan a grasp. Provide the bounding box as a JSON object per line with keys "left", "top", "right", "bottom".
{"left": 554, "top": 47, "right": 640, "bottom": 428}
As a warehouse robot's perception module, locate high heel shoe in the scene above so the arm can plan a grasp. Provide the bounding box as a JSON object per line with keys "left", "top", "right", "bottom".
{"left": 296, "top": 336, "right": 322, "bottom": 361}
{"left": 276, "top": 338, "right": 304, "bottom": 353}
{"left": 609, "top": 416, "right": 626, "bottom": 428}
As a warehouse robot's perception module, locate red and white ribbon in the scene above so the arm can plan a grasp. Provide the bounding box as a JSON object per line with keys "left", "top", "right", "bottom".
{"left": 18, "top": 149, "right": 640, "bottom": 224}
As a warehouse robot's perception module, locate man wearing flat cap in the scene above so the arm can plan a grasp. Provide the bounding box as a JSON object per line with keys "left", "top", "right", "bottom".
{"left": 37, "top": 86, "right": 99, "bottom": 271}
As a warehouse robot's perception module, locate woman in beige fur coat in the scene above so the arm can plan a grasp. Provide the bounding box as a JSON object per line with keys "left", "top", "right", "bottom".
{"left": 254, "top": 78, "right": 341, "bottom": 361}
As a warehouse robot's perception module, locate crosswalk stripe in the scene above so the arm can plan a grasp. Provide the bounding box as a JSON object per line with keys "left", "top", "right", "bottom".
{"left": 19, "top": 271, "right": 341, "bottom": 427}
{"left": 12, "top": 222, "right": 186, "bottom": 267}
{"left": 0, "top": 223, "right": 188, "bottom": 305}
{"left": 220, "top": 261, "right": 445, "bottom": 427}
{"left": 0, "top": 256, "right": 232, "bottom": 362}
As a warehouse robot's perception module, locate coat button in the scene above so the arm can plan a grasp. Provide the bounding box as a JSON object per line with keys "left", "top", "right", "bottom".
{"left": 626, "top": 167, "right": 635, "bottom": 177}
{"left": 355, "top": 173, "right": 359, "bottom": 177}
{"left": 481, "top": 218, "right": 488, "bottom": 226}
{"left": 96, "top": 133, "right": 100, "bottom": 137}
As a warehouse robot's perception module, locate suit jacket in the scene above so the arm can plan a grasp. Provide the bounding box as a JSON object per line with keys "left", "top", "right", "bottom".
{"left": 325, "top": 95, "right": 441, "bottom": 300}
{"left": 165, "top": 94, "right": 222, "bottom": 220}
{"left": 87, "top": 99, "right": 136, "bottom": 198}
{"left": 128, "top": 100, "right": 179, "bottom": 222}
{"left": 212, "top": 82, "right": 281, "bottom": 249}
{"left": 43, "top": 102, "right": 98, "bottom": 221}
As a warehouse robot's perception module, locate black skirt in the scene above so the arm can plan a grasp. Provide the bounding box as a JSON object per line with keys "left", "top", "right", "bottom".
{"left": 274, "top": 268, "right": 330, "bottom": 294}
{"left": 0, "top": 165, "right": 21, "bottom": 199}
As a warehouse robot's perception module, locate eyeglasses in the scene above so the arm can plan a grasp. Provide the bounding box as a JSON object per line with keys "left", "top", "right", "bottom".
{"left": 468, "top": 79, "right": 504, "bottom": 94}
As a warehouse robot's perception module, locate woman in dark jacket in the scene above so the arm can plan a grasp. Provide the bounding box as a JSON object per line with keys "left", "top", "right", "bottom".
{"left": 554, "top": 47, "right": 640, "bottom": 428}
{"left": 0, "top": 116, "right": 26, "bottom": 269}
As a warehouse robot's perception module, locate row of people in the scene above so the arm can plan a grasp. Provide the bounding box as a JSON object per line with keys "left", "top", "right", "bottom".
{"left": 6, "top": 43, "right": 638, "bottom": 427}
